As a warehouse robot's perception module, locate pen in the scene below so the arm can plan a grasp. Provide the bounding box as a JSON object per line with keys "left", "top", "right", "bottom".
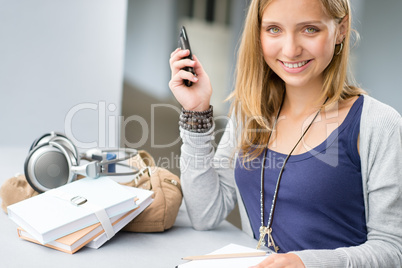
{"left": 182, "top": 251, "right": 268, "bottom": 260}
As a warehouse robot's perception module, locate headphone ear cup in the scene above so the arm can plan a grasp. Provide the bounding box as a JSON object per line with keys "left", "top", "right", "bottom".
{"left": 24, "top": 142, "right": 78, "bottom": 193}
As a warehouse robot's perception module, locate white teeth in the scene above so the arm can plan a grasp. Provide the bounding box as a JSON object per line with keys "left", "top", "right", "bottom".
{"left": 283, "top": 60, "right": 309, "bottom": 68}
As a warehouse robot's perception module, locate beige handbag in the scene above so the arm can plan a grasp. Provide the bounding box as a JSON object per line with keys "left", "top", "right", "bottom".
{"left": 0, "top": 150, "right": 183, "bottom": 233}
{"left": 0, "top": 173, "right": 39, "bottom": 213}
{"left": 121, "top": 150, "right": 183, "bottom": 232}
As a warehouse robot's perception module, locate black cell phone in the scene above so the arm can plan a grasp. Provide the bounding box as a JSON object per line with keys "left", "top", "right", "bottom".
{"left": 178, "top": 26, "right": 195, "bottom": 87}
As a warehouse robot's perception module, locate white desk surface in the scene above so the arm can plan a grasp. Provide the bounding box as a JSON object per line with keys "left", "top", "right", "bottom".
{"left": 0, "top": 147, "right": 259, "bottom": 268}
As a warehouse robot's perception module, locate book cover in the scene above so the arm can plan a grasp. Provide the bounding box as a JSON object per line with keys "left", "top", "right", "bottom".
{"left": 8, "top": 177, "right": 137, "bottom": 244}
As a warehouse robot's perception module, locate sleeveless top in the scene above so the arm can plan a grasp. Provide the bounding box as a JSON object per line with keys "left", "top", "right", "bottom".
{"left": 235, "top": 95, "right": 367, "bottom": 252}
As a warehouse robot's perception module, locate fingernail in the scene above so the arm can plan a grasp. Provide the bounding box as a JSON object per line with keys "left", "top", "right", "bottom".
{"left": 193, "top": 76, "right": 198, "bottom": 82}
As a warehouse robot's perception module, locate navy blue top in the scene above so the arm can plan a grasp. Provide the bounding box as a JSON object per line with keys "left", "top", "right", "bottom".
{"left": 235, "top": 95, "right": 366, "bottom": 252}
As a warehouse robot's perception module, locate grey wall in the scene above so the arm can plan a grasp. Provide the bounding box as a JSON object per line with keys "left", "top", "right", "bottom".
{"left": 0, "top": 0, "right": 127, "bottom": 150}
{"left": 124, "top": 0, "right": 177, "bottom": 99}
{"left": 352, "top": 0, "right": 402, "bottom": 113}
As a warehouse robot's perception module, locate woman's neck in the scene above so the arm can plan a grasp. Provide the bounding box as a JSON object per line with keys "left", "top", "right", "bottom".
{"left": 282, "top": 82, "right": 327, "bottom": 118}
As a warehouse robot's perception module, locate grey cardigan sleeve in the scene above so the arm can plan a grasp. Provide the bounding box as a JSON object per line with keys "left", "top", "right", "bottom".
{"left": 179, "top": 117, "right": 238, "bottom": 230}
{"left": 293, "top": 95, "right": 402, "bottom": 267}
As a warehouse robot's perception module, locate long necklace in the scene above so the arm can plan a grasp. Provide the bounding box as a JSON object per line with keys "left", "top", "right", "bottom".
{"left": 256, "top": 96, "right": 328, "bottom": 252}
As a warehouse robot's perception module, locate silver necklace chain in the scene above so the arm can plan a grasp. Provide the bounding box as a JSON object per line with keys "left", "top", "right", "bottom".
{"left": 258, "top": 96, "right": 328, "bottom": 252}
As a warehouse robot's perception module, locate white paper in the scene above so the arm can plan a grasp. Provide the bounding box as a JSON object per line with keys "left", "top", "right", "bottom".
{"left": 179, "top": 244, "right": 270, "bottom": 268}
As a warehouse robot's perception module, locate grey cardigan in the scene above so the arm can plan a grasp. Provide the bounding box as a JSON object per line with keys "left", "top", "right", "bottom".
{"left": 179, "top": 94, "right": 402, "bottom": 267}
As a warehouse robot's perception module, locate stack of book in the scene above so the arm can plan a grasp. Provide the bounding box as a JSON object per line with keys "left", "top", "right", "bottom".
{"left": 7, "top": 177, "right": 153, "bottom": 254}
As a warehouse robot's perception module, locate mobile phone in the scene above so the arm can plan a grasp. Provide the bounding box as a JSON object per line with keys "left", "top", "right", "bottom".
{"left": 178, "top": 26, "right": 195, "bottom": 87}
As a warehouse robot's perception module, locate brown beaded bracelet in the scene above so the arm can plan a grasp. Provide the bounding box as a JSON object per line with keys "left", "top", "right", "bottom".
{"left": 179, "top": 105, "right": 213, "bottom": 133}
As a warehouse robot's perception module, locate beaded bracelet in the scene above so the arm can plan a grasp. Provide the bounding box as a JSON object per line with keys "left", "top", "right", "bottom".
{"left": 179, "top": 105, "right": 213, "bottom": 133}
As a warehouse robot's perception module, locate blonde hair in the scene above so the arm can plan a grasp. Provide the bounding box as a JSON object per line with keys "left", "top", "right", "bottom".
{"left": 228, "top": 0, "right": 365, "bottom": 163}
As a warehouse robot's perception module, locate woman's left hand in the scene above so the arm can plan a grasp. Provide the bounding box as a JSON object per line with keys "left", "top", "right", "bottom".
{"left": 249, "top": 253, "right": 305, "bottom": 268}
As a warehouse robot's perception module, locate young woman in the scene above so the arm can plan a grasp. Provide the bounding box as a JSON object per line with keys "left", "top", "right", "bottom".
{"left": 169, "top": 0, "right": 402, "bottom": 267}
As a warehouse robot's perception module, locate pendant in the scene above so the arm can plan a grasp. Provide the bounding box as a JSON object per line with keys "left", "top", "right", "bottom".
{"left": 256, "top": 226, "right": 268, "bottom": 249}
{"left": 257, "top": 226, "right": 280, "bottom": 252}
{"left": 267, "top": 228, "right": 280, "bottom": 253}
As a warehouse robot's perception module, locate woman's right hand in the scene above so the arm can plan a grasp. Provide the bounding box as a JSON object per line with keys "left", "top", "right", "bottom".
{"left": 168, "top": 48, "right": 212, "bottom": 112}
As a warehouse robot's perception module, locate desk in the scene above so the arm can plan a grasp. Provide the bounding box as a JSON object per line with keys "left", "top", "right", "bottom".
{"left": 0, "top": 148, "right": 259, "bottom": 268}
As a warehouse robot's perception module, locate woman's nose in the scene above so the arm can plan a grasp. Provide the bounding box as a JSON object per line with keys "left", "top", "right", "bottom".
{"left": 282, "top": 35, "right": 302, "bottom": 59}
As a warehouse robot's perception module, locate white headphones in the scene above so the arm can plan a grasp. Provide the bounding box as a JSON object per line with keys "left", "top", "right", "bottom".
{"left": 24, "top": 132, "right": 139, "bottom": 193}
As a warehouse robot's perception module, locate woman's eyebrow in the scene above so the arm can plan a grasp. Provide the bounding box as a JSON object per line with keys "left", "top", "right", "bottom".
{"left": 296, "top": 20, "right": 325, "bottom": 26}
{"left": 261, "top": 20, "right": 281, "bottom": 26}
{"left": 261, "top": 20, "right": 325, "bottom": 27}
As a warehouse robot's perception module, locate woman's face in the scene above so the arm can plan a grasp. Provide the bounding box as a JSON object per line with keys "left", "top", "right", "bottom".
{"left": 260, "top": 0, "right": 342, "bottom": 90}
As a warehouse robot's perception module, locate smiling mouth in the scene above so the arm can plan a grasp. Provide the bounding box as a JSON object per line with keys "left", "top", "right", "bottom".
{"left": 281, "top": 60, "right": 311, "bottom": 69}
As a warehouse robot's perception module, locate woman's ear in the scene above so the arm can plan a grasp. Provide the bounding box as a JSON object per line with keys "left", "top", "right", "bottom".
{"left": 337, "top": 15, "right": 349, "bottom": 44}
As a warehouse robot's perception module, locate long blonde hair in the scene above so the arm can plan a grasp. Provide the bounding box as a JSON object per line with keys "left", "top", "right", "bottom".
{"left": 228, "top": 0, "right": 365, "bottom": 163}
